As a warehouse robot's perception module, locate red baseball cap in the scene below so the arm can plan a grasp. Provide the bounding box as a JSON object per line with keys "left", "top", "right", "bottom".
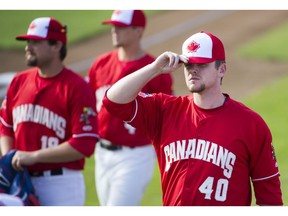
{"left": 182, "top": 31, "right": 225, "bottom": 64}
{"left": 16, "top": 17, "right": 67, "bottom": 44}
{"left": 102, "top": 10, "right": 146, "bottom": 28}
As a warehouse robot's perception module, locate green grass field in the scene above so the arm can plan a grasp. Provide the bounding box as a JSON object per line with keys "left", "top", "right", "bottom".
{"left": 1, "top": 10, "right": 287, "bottom": 206}
{"left": 238, "top": 22, "right": 288, "bottom": 61}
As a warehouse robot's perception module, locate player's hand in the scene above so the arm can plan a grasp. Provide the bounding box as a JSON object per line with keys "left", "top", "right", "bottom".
{"left": 153, "top": 51, "right": 188, "bottom": 74}
{"left": 12, "top": 151, "right": 37, "bottom": 171}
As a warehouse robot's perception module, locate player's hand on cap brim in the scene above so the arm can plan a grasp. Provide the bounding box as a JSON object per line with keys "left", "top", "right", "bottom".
{"left": 179, "top": 55, "right": 188, "bottom": 64}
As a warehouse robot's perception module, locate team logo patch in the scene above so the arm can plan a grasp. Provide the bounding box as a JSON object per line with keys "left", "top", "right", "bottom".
{"left": 80, "top": 107, "right": 96, "bottom": 124}
{"left": 187, "top": 40, "right": 200, "bottom": 53}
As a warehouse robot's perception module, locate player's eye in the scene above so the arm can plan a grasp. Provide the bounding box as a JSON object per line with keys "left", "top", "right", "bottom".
{"left": 198, "top": 64, "right": 208, "bottom": 68}
{"left": 184, "top": 63, "right": 208, "bottom": 70}
{"left": 184, "top": 63, "right": 194, "bottom": 70}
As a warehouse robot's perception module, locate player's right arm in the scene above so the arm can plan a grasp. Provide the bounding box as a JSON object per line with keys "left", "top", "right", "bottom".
{"left": 106, "top": 52, "right": 186, "bottom": 104}
{"left": 0, "top": 82, "right": 15, "bottom": 156}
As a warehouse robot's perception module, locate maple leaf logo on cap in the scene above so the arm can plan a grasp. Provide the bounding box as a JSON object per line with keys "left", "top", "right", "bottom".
{"left": 114, "top": 10, "right": 121, "bottom": 15}
{"left": 187, "top": 40, "right": 200, "bottom": 53}
{"left": 29, "top": 22, "right": 36, "bottom": 30}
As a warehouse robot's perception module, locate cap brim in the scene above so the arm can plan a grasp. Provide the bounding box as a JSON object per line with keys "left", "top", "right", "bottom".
{"left": 102, "top": 20, "right": 131, "bottom": 27}
{"left": 16, "top": 35, "right": 46, "bottom": 41}
{"left": 187, "top": 57, "right": 215, "bottom": 64}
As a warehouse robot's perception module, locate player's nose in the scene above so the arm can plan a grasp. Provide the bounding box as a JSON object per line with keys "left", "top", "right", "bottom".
{"left": 25, "top": 43, "right": 32, "bottom": 52}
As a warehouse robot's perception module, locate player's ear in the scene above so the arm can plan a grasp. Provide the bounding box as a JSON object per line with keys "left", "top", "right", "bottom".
{"left": 220, "top": 63, "right": 226, "bottom": 73}
{"left": 218, "top": 62, "right": 226, "bottom": 79}
{"left": 51, "top": 41, "right": 64, "bottom": 56}
{"left": 55, "top": 41, "right": 64, "bottom": 50}
{"left": 134, "top": 26, "right": 144, "bottom": 38}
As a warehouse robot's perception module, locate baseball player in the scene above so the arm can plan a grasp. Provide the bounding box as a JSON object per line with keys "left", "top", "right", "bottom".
{"left": 0, "top": 17, "right": 98, "bottom": 205}
{"left": 102, "top": 31, "right": 283, "bottom": 205}
{"left": 87, "top": 10, "right": 173, "bottom": 206}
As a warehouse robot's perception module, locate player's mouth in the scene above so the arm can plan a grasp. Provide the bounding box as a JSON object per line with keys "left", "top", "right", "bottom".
{"left": 189, "top": 76, "right": 200, "bottom": 81}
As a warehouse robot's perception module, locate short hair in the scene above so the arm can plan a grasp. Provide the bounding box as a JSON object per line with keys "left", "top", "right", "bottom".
{"left": 215, "top": 60, "right": 226, "bottom": 70}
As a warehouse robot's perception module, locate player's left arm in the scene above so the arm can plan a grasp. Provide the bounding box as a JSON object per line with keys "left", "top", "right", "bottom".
{"left": 250, "top": 117, "right": 283, "bottom": 205}
{"left": 66, "top": 78, "right": 98, "bottom": 157}
{"left": 252, "top": 175, "right": 283, "bottom": 206}
{"left": 252, "top": 143, "right": 283, "bottom": 206}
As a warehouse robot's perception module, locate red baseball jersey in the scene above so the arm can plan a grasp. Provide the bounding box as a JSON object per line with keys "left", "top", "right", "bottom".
{"left": 103, "top": 93, "right": 283, "bottom": 206}
{"left": 88, "top": 50, "right": 173, "bottom": 147}
{"left": 0, "top": 67, "right": 98, "bottom": 172}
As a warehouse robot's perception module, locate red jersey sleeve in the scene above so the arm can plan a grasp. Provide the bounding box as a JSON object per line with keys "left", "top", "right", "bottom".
{"left": 66, "top": 76, "right": 99, "bottom": 157}
{"left": 0, "top": 75, "right": 20, "bottom": 137}
{"left": 143, "top": 73, "right": 173, "bottom": 95}
{"left": 246, "top": 114, "right": 283, "bottom": 205}
{"left": 253, "top": 175, "right": 283, "bottom": 205}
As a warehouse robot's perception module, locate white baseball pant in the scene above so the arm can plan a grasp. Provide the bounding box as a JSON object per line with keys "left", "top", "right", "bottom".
{"left": 31, "top": 168, "right": 85, "bottom": 206}
{"left": 95, "top": 142, "right": 156, "bottom": 206}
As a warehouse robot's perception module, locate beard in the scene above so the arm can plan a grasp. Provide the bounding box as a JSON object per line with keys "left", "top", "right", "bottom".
{"left": 25, "top": 55, "right": 38, "bottom": 67}
{"left": 190, "top": 83, "right": 205, "bottom": 93}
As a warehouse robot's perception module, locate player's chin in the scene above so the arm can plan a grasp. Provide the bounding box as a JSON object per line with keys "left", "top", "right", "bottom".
{"left": 112, "top": 39, "right": 123, "bottom": 47}
{"left": 113, "top": 42, "right": 122, "bottom": 48}
{"left": 186, "top": 81, "right": 196, "bottom": 89}
{"left": 189, "top": 84, "right": 205, "bottom": 93}
{"left": 25, "top": 57, "right": 37, "bottom": 67}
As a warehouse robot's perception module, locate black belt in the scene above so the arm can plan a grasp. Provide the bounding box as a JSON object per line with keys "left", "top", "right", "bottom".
{"left": 100, "top": 142, "right": 123, "bottom": 151}
{"left": 29, "top": 168, "right": 63, "bottom": 177}
{"left": 99, "top": 141, "right": 135, "bottom": 151}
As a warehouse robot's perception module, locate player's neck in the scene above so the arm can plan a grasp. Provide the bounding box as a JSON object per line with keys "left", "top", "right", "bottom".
{"left": 118, "top": 46, "right": 145, "bottom": 61}
{"left": 38, "top": 63, "right": 64, "bottom": 78}
{"left": 193, "top": 92, "right": 226, "bottom": 109}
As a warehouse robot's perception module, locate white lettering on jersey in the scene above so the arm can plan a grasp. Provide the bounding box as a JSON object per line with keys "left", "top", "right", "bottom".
{"left": 96, "top": 85, "right": 137, "bottom": 135}
{"left": 124, "top": 122, "right": 136, "bottom": 135}
{"left": 12, "top": 104, "right": 66, "bottom": 139}
{"left": 164, "top": 139, "right": 236, "bottom": 178}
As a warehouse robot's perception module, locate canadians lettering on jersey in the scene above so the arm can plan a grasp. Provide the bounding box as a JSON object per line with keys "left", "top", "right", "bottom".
{"left": 164, "top": 139, "right": 236, "bottom": 179}
{"left": 12, "top": 104, "right": 66, "bottom": 139}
